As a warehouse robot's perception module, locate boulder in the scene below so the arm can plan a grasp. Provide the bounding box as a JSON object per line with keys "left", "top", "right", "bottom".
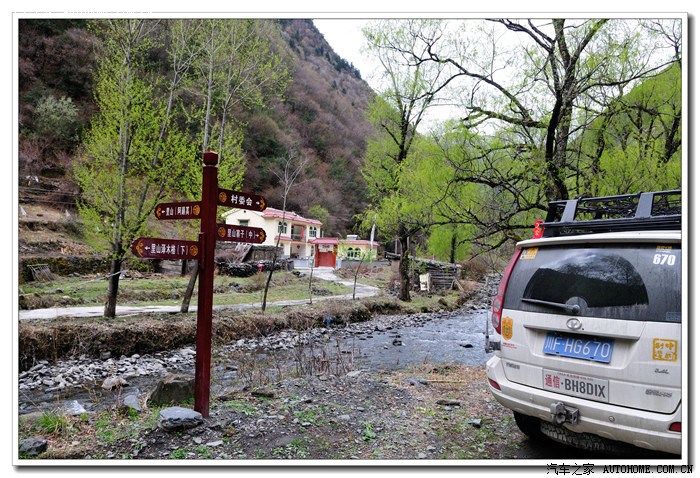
{"left": 158, "top": 407, "right": 203, "bottom": 432}
{"left": 19, "top": 437, "right": 48, "bottom": 456}
{"left": 101, "top": 376, "right": 128, "bottom": 390}
{"left": 147, "top": 374, "right": 195, "bottom": 406}
{"left": 121, "top": 393, "right": 143, "bottom": 413}
{"left": 63, "top": 400, "right": 87, "bottom": 416}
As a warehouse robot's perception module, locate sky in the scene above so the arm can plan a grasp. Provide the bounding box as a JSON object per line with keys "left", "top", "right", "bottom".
{"left": 313, "top": 18, "right": 463, "bottom": 128}
{"left": 313, "top": 19, "right": 380, "bottom": 88}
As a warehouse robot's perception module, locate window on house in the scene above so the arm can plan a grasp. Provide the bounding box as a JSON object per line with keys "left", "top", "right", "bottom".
{"left": 309, "top": 226, "right": 317, "bottom": 238}
{"left": 239, "top": 220, "right": 249, "bottom": 227}
{"left": 347, "top": 247, "right": 361, "bottom": 259}
{"left": 278, "top": 222, "right": 288, "bottom": 234}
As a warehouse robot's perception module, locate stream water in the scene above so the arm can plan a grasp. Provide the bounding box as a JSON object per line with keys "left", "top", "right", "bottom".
{"left": 353, "top": 309, "right": 492, "bottom": 370}
{"left": 18, "top": 308, "right": 493, "bottom": 415}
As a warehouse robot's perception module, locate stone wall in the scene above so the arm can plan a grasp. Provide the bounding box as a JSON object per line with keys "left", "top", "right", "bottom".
{"left": 19, "top": 256, "right": 111, "bottom": 283}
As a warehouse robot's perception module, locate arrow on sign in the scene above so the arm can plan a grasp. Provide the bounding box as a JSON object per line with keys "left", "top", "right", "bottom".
{"left": 217, "top": 188, "right": 267, "bottom": 211}
{"left": 216, "top": 224, "right": 267, "bottom": 244}
{"left": 130, "top": 237, "right": 200, "bottom": 260}
{"left": 154, "top": 201, "right": 202, "bottom": 220}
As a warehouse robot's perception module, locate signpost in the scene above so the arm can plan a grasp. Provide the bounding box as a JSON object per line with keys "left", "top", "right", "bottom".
{"left": 128, "top": 150, "right": 267, "bottom": 417}
{"left": 154, "top": 201, "right": 201, "bottom": 220}
{"left": 130, "top": 237, "right": 199, "bottom": 260}
{"left": 217, "top": 187, "right": 267, "bottom": 211}
{"left": 216, "top": 224, "right": 266, "bottom": 244}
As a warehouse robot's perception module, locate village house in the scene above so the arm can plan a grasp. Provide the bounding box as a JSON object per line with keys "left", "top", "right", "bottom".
{"left": 337, "top": 235, "right": 378, "bottom": 262}
{"left": 311, "top": 235, "right": 379, "bottom": 268}
{"left": 222, "top": 208, "right": 379, "bottom": 268}
{"left": 222, "top": 207, "right": 322, "bottom": 260}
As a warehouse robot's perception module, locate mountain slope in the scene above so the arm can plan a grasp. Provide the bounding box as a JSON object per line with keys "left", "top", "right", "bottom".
{"left": 17, "top": 18, "right": 376, "bottom": 236}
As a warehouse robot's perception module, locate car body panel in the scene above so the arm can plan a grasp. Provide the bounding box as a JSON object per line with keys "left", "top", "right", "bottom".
{"left": 486, "top": 228, "right": 681, "bottom": 454}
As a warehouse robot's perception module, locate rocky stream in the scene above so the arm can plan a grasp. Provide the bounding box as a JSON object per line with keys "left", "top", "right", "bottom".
{"left": 18, "top": 304, "right": 493, "bottom": 417}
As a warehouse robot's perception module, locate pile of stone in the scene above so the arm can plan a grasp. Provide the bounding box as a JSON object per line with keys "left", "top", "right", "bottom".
{"left": 18, "top": 348, "right": 197, "bottom": 404}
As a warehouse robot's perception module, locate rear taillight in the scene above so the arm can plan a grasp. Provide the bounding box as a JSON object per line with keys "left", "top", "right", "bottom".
{"left": 488, "top": 378, "right": 501, "bottom": 390}
{"left": 491, "top": 247, "right": 521, "bottom": 335}
{"left": 669, "top": 422, "right": 681, "bottom": 433}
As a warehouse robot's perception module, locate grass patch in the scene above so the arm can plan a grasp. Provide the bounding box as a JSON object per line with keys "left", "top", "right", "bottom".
{"left": 37, "top": 411, "right": 69, "bottom": 436}
{"left": 21, "top": 272, "right": 355, "bottom": 309}
{"left": 361, "top": 422, "right": 377, "bottom": 441}
{"left": 293, "top": 406, "right": 328, "bottom": 426}
{"left": 272, "top": 437, "right": 310, "bottom": 459}
{"left": 222, "top": 400, "right": 259, "bottom": 416}
{"left": 18, "top": 406, "right": 163, "bottom": 459}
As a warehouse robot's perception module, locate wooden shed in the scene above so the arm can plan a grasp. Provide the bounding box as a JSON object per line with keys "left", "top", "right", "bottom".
{"left": 385, "top": 252, "right": 461, "bottom": 291}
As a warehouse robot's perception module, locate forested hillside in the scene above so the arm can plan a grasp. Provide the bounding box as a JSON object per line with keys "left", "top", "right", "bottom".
{"left": 18, "top": 18, "right": 375, "bottom": 235}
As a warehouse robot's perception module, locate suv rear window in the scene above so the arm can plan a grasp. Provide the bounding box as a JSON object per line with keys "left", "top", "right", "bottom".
{"left": 503, "top": 244, "right": 681, "bottom": 323}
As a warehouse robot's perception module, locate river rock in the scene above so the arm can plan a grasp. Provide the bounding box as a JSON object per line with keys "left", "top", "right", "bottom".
{"left": 103, "top": 376, "right": 128, "bottom": 390}
{"left": 468, "top": 418, "right": 482, "bottom": 428}
{"left": 19, "top": 412, "right": 44, "bottom": 426}
{"left": 158, "top": 407, "right": 203, "bottom": 432}
{"left": 437, "top": 399, "right": 461, "bottom": 406}
{"left": 63, "top": 400, "right": 87, "bottom": 416}
{"left": 19, "top": 437, "right": 48, "bottom": 456}
{"left": 148, "top": 374, "right": 195, "bottom": 406}
{"left": 406, "top": 377, "right": 430, "bottom": 387}
{"left": 121, "top": 393, "right": 143, "bottom": 413}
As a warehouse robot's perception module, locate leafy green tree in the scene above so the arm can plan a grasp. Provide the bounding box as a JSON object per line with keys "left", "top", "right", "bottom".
{"left": 74, "top": 19, "right": 196, "bottom": 318}
{"left": 424, "top": 224, "right": 475, "bottom": 264}
{"left": 179, "top": 19, "right": 291, "bottom": 312}
{"left": 306, "top": 204, "right": 330, "bottom": 226}
{"left": 375, "top": 18, "right": 681, "bottom": 250}
{"left": 423, "top": 121, "right": 546, "bottom": 249}
{"left": 360, "top": 20, "right": 449, "bottom": 301}
{"left": 574, "top": 63, "right": 682, "bottom": 196}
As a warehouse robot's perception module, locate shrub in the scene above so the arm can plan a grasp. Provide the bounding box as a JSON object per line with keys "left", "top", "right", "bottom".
{"left": 34, "top": 95, "right": 82, "bottom": 143}
{"left": 460, "top": 256, "right": 490, "bottom": 281}
{"left": 38, "top": 411, "right": 69, "bottom": 435}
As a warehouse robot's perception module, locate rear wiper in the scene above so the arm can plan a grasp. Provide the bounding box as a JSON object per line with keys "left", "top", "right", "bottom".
{"left": 521, "top": 298, "right": 580, "bottom": 315}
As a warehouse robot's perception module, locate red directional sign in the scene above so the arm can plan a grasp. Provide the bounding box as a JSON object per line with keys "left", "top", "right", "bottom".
{"left": 128, "top": 151, "right": 271, "bottom": 418}
{"left": 155, "top": 201, "right": 201, "bottom": 220}
{"left": 130, "top": 237, "right": 200, "bottom": 260}
{"left": 216, "top": 224, "right": 267, "bottom": 244}
{"left": 217, "top": 188, "right": 267, "bottom": 211}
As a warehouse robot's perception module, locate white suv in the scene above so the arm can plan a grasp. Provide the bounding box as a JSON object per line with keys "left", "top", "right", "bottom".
{"left": 486, "top": 190, "right": 682, "bottom": 455}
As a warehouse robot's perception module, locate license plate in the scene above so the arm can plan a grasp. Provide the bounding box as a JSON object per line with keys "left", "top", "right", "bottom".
{"left": 543, "top": 369, "right": 609, "bottom": 403}
{"left": 543, "top": 332, "right": 614, "bottom": 363}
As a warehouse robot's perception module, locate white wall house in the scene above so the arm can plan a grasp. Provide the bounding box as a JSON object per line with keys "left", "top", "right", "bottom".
{"left": 221, "top": 207, "right": 322, "bottom": 259}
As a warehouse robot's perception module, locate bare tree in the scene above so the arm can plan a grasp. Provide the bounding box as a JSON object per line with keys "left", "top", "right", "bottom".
{"left": 261, "top": 148, "right": 310, "bottom": 312}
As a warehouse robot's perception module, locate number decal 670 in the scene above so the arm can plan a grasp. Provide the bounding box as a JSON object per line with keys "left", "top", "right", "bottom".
{"left": 653, "top": 253, "right": 676, "bottom": 266}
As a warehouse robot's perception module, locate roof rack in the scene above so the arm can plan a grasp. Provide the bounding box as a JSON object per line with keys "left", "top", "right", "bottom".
{"left": 541, "top": 189, "right": 681, "bottom": 237}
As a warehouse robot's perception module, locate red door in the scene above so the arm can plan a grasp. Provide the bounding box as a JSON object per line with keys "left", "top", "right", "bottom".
{"left": 315, "top": 244, "right": 337, "bottom": 267}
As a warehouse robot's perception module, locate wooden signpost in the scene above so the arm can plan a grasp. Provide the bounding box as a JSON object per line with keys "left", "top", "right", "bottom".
{"left": 154, "top": 201, "right": 201, "bottom": 220}
{"left": 129, "top": 151, "right": 267, "bottom": 417}
{"left": 217, "top": 188, "right": 266, "bottom": 211}
{"left": 216, "top": 224, "right": 266, "bottom": 244}
{"left": 130, "top": 237, "right": 200, "bottom": 260}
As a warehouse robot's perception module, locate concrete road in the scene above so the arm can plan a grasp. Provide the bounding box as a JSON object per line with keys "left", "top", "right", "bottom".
{"left": 18, "top": 267, "right": 379, "bottom": 320}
